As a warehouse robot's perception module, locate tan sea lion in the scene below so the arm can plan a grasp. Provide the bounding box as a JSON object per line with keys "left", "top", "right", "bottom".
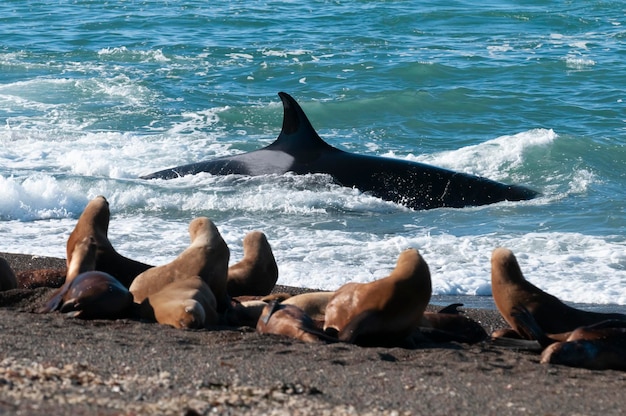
{"left": 227, "top": 231, "right": 278, "bottom": 297}
{"left": 323, "top": 248, "right": 432, "bottom": 346}
{"left": 65, "top": 235, "right": 97, "bottom": 283}
{"left": 491, "top": 247, "right": 626, "bottom": 338}
{"left": 0, "top": 257, "right": 17, "bottom": 291}
{"left": 256, "top": 301, "right": 331, "bottom": 343}
{"left": 225, "top": 291, "right": 334, "bottom": 329}
{"left": 67, "top": 195, "right": 152, "bottom": 287}
{"left": 129, "top": 217, "right": 230, "bottom": 312}
{"left": 282, "top": 291, "right": 334, "bottom": 328}
{"left": 138, "top": 275, "right": 218, "bottom": 329}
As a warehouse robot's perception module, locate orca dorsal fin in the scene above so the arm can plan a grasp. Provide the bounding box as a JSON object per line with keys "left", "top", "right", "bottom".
{"left": 266, "top": 92, "right": 335, "bottom": 154}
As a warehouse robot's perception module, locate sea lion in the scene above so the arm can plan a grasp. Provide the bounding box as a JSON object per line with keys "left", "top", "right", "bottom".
{"left": 129, "top": 217, "right": 230, "bottom": 312}
{"left": 225, "top": 299, "right": 268, "bottom": 328}
{"left": 40, "top": 235, "right": 133, "bottom": 318}
{"left": 65, "top": 236, "right": 97, "bottom": 283}
{"left": 491, "top": 247, "right": 626, "bottom": 338}
{"left": 39, "top": 271, "right": 133, "bottom": 319}
{"left": 256, "top": 300, "right": 331, "bottom": 343}
{"left": 227, "top": 231, "right": 278, "bottom": 297}
{"left": 282, "top": 291, "right": 334, "bottom": 328}
{"left": 67, "top": 195, "right": 152, "bottom": 287}
{"left": 511, "top": 305, "right": 626, "bottom": 370}
{"left": 0, "top": 257, "right": 17, "bottom": 291}
{"left": 419, "top": 304, "right": 488, "bottom": 344}
{"left": 541, "top": 336, "right": 626, "bottom": 371}
{"left": 225, "top": 291, "right": 334, "bottom": 329}
{"left": 138, "top": 276, "right": 218, "bottom": 329}
{"left": 323, "top": 248, "right": 432, "bottom": 346}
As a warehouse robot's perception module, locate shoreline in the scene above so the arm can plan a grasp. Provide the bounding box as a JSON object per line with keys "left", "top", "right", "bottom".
{"left": 2, "top": 252, "right": 626, "bottom": 415}
{"left": 4, "top": 251, "right": 625, "bottom": 313}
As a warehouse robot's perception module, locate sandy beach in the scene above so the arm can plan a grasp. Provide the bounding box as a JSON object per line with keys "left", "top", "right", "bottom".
{"left": 1, "top": 252, "right": 626, "bottom": 415}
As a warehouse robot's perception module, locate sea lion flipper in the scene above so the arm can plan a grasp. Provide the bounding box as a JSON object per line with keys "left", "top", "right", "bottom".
{"left": 337, "top": 310, "right": 383, "bottom": 343}
{"left": 437, "top": 303, "right": 464, "bottom": 315}
{"left": 59, "top": 298, "right": 80, "bottom": 314}
{"left": 37, "top": 286, "right": 68, "bottom": 313}
{"left": 510, "top": 305, "right": 554, "bottom": 347}
{"left": 260, "top": 299, "right": 281, "bottom": 325}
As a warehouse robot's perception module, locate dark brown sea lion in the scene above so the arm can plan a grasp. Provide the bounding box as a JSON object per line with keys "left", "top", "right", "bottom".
{"left": 541, "top": 335, "right": 626, "bottom": 371}
{"left": 512, "top": 305, "right": 626, "bottom": 371}
{"left": 491, "top": 247, "right": 626, "bottom": 338}
{"left": 323, "top": 248, "right": 432, "bottom": 346}
{"left": 40, "top": 235, "right": 133, "bottom": 318}
{"left": 227, "top": 231, "right": 278, "bottom": 297}
{"left": 129, "top": 217, "right": 230, "bottom": 312}
{"left": 0, "top": 257, "right": 17, "bottom": 291}
{"left": 67, "top": 195, "right": 152, "bottom": 287}
{"left": 256, "top": 301, "right": 331, "bottom": 343}
{"left": 138, "top": 275, "right": 218, "bottom": 329}
{"left": 39, "top": 271, "right": 133, "bottom": 319}
{"left": 419, "top": 304, "right": 488, "bottom": 344}
{"left": 224, "top": 299, "right": 268, "bottom": 328}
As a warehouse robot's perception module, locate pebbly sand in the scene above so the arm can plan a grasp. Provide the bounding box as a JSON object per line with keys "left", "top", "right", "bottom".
{"left": 1, "top": 252, "right": 626, "bottom": 415}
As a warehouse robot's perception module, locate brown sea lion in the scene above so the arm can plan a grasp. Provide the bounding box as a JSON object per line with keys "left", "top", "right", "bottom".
{"left": 491, "top": 247, "right": 626, "bottom": 338}
{"left": 227, "top": 231, "right": 278, "bottom": 297}
{"left": 138, "top": 275, "right": 218, "bottom": 329}
{"left": 323, "top": 248, "right": 432, "bottom": 346}
{"left": 129, "top": 217, "right": 230, "bottom": 312}
{"left": 256, "top": 301, "right": 331, "bottom": 343}
{"left": 67, "top": 195, "right": 152, "bottom": 287}
{"left": 0, "top": 257, "right": 17, "bottom": 291}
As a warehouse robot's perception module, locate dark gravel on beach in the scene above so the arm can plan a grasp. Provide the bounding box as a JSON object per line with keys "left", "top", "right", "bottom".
{"left": 1, "top": 252, "right": 626, "bottom": 415}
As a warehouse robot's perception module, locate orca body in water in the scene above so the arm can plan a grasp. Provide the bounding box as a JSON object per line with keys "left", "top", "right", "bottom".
{"left": 140, "top": 92, "right": 539, "bottom": 210}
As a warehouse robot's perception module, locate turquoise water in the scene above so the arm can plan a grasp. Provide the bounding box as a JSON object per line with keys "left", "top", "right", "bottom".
{"left": 1, "top": 1, "right": 624, "bottom": 305}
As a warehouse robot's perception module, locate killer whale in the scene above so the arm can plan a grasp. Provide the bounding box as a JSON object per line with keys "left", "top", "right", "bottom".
{"left": 140, "top": 92, "right": 539, "bottom": 210}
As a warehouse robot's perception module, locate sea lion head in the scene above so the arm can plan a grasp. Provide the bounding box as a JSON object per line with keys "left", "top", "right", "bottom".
{"left": 66, "top": 195, "right": 111, "bottom": 265}
{"left": 227, "top": 231, "right": 278, "bottom": 297}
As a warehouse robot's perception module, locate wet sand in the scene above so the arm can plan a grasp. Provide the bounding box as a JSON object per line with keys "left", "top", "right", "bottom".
{"left": 1, "top": 252, "right": 625, "bottom": 415}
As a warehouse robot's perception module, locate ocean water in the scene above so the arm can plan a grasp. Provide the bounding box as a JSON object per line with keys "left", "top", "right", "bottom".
{"left": 1, "top": 1, "right": 624, "bottom": 306}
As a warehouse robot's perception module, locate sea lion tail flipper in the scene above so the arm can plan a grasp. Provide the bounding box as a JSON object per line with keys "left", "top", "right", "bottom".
{"left": 301, "top": 326, "right": 340, "bottom": 343}
{"left": 437, "top": 303, "right": 464, "bottom": 315}
{"left": 510, "top": 305, "right": 554, "bottom": 347}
